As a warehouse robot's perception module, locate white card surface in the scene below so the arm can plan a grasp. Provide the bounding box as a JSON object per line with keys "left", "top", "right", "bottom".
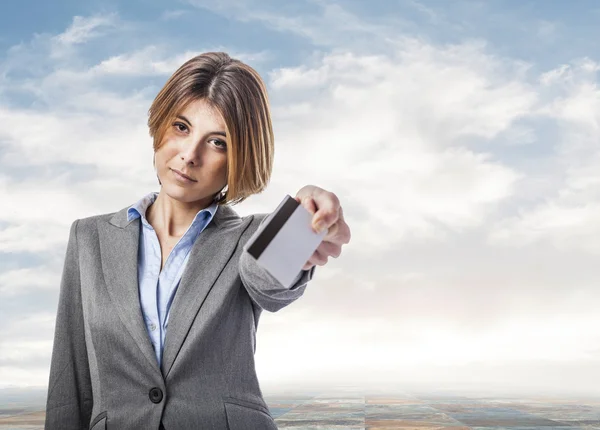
{"left": 243, "top": 194, "right": 328, "bottom": 288}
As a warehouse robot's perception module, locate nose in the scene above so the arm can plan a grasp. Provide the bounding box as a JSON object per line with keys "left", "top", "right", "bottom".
{"left": 180, "top": 138, "right": 205, "bottom": 166}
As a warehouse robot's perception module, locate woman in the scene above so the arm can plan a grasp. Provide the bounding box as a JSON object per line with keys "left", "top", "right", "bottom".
{"left": 44, "top": 52, "right": 350, "bottom": 429}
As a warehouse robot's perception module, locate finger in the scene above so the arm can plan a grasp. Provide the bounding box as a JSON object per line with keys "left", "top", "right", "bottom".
{"left": 302, "top": 261, "right": 314, "bottom": 270}
{"left": 317, "top": 240, "right": 342, "bottom": 258}
{"left": 311, "top": 248, "right": 328, "bottom": 266}
{"left": 295, "top": 195, "right": 317, "bottom": 214}
{"left": 326, "top": 207, "right": 351, "bottom": 245}
{"left": 322, "top": 221, "right": 340, "bottom": 241}
{"left": 303, "top": 196, "right": 318, "bottom": 215}
{"left": 303, "top": 249, "right": 326, "bottom": 270}
{"left": 317, "top": 251, "right": 328, "bottom": 265}
{"left": 312, "top": 192, "right": 340, "bottom": 231}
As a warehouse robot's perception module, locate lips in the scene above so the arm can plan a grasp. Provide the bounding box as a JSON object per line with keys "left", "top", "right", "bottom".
{"left": 172, "top": 168, "right": 196, "bottom": 182}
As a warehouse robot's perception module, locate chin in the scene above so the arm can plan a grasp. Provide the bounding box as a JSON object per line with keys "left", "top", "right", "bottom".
{"left": 165, "top": 185, "right": 215, "bottom": 203}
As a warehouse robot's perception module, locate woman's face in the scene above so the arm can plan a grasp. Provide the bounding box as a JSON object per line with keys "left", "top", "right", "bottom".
{"left": 154, "top": 98, "right": 229, "bottom": 208}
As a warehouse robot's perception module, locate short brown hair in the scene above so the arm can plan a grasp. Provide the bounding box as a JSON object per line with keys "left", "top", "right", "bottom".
{"left": 148, "top": 52, "right": 274, "bottom": 206}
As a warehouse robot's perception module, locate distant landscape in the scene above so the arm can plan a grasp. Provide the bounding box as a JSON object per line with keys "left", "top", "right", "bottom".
{"left": 0, "top": 387, "right": 45, "bottom": 429}
{"left": 0, "top": 387, "right": 46, "bottom": 414}
{"left": 2, "top": 386, "right": 600, "bottom": 429}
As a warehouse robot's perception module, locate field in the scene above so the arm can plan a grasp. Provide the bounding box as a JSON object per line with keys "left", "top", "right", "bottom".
{"left": 2, "top": 388, "right": 600, "bottom": 429}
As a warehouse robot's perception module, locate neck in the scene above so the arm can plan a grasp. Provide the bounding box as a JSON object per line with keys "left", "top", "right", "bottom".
{"left": 146, "top": 191, "right": 215, "bottom": 237}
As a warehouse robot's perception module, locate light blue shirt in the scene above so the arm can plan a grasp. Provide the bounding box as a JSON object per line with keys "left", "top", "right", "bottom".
{"left": 127, "top": 191, "right": 218, "bottom": 366}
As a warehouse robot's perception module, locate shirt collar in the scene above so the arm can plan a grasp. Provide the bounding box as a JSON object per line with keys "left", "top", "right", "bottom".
{"left": 127, "top": 191, "right": 219, "bottom": 228}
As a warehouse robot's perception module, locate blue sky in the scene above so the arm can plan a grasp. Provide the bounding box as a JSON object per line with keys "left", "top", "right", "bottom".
{"left": 2, "top": 0, "right": 600, "bottom": 394}
{"left": 3, "top": 0, "right": 600, "bottom": 68}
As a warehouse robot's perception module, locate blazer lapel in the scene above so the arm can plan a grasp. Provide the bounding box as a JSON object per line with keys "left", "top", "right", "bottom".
{"left": 161, "top": 204, "right": 252, "bottom": 378}
{"left": 99, "top": 208, "right": 160, "bottom": 374}
{"left": 100, "top": 201, "right": 253, "bottom": 378}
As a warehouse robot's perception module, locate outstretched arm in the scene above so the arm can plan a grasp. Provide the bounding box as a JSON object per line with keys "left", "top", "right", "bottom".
{"left": 239, "top": 213, "right": 316, "bottom": 313}
{"left": 239, "top": 186, "right": 351, "bottom": 313}
{"left": 45, "top": 219, "right": 93, "bottom": 429}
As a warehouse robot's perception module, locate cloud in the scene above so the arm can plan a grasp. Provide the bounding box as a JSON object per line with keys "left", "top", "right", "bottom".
{"left": 88, "top": 46, "right": 271, "bottom": 77}
{"left": 0, "top": 25, "right": 273, "bottom": 258}
{"left": 0, "top": 312, "right": 54, "bottom": 385}
{"left": 186, "top": 0, "right": 409, "bottom": 49}
{"left": 2, "top": 4, "right": 600, "bottom": 394}
{"left": 489, "top": 60, "right": 600, "bottom": 253}
{"left": 161, "top": 9, "right": 187, "bottom": 20}
{"left": 53, "top": 14, "right": 118, "bottom": 46}
{"left": 49, "top": 13, "right": 118, "bottom": 60}
{"left": 89, "top": 46, "right": 203, "bottom": 76}
{"left": 267, "top": 44, "right": 532, "bottom": 245}
{"left": 0, "top": 266, "right": 59, "bottom": 296}
{"left": 536, "top": 20, "right": 559, "bottom": 41}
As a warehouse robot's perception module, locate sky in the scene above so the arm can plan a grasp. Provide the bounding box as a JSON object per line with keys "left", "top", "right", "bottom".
{"left": 2, "top": 0, "right": 600, "bottom": 396}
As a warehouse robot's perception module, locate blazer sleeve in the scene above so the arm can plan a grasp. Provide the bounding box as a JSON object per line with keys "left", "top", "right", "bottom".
{"left": 45, "top": 219, "right": 93, "bottom": 430}
{"left": 238, "top": 213, "right": 316, "bottom": 313}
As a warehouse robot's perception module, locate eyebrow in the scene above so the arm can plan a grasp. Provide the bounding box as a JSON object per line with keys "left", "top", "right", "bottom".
{"left": 176, "top": 115, "right": 227, "bottom": 137}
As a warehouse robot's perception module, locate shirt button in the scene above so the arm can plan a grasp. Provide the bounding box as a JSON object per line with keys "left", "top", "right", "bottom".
{"left": 150, "top": 323, "right": 157, "bottom": 331}
{"left": 149, "top": 387, "right": 163, "bottom": 403}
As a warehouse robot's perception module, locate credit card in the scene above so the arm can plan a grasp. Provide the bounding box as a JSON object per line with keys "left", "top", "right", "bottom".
{"left": 243, "top": 194, "right": 328, "bottom": 288}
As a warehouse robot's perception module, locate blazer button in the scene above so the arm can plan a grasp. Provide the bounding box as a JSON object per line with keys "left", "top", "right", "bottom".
{"left": 149, "top": 387, "right": 163, "bottom": 403}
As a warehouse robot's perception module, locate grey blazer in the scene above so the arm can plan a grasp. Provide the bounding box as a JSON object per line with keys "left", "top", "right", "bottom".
{"left": 44, "top": 202, "right": 315, "bottom": 429}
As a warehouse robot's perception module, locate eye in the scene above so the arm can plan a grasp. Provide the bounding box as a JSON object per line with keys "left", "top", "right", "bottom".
{"left": 173, "top": 122, "right": 188, "bottom": 133}
{"left": 211, "top": 139, "right": 227, "bottom": 150}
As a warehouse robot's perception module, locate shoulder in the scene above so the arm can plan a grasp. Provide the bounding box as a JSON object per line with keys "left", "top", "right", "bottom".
{"left": 71, "top": 211, "right": 117, "bottom": 237}
{"left": 241, "top": 212, "right": 271, "bottom": 230}
{"left": 236, "top": 213, "right": 271, "bottom": 247}
{"left": 79, "top": 211, "right": 116, "bottom": 226}
{"left": 249, "top": 213, "right": 268, "bottom": 224}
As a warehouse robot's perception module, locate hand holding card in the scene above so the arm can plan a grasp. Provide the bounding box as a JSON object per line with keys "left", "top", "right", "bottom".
{"left": 243, "top": 194, "right": 328, "bottom": 288}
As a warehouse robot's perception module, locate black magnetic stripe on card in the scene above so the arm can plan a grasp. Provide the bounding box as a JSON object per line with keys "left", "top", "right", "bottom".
{"left": 247, "top": 195, "right": 299, "bottom": 260}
